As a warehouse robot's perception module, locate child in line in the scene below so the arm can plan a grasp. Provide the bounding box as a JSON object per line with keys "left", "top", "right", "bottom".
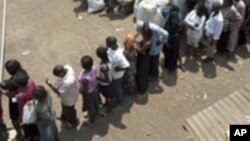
{"left": 96, "top": 46, "right": 113, "bottom": 113}
{"left": 123, "top": 33, "right": 137, "bottom": 95}
{"left": 78, "top": 56, "right": 100, "bottom": 124}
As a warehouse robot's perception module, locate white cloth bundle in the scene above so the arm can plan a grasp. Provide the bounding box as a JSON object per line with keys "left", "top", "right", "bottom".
{"left": 87, "top": 0, "right": 105, "bottom": 13}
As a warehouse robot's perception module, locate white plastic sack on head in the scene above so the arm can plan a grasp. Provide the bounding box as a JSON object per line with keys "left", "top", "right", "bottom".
{"left": 155, "top": 0, "right": 169, "bottom": 8}
{"left": 153, "top": 8, "right": 166, "bottom": 27}
{"left": 170, "top": 0, "right": 187, "bottom": 16}
{"left": 134, "top": 0, "right": 157, "bottom": 23}
{"left": 116, "top": 0, "right": 132, "bottom": 5}
{"left": 22, "top": 102, "right": 36, "bottom": 124}
{"left": 87, "top": 0, "right": 105, "bottom": 13}
{"left": 205, "top": 0, "right": 223, "bottom": 12}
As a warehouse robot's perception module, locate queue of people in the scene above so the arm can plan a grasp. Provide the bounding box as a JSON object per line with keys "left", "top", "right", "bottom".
{"left": 0, "top": 0, "right": 249, "bottom": 140}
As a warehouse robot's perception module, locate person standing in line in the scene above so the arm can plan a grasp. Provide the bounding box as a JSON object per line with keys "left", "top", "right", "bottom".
{"left": 220, "top": 0, "right": 243, "bottom": 56}
{"left": 135, "top": 30, "right": 151, "bottom": 97}
{"left": 46, "top": 64, "right": 79, "bottom": 128}
{"left": 163, "top": 6, "right": 184, "bottom": 71}
{"left": 184, "top": 4, "right": 207, "bottom": 58}
{"left": 106, "top": 36, "right": 130, "bottom": 104}
{"left": 123, "top": 33, "right": 137, "bottom": 95}
{"left": 0, "top": 60, "right": 29, "bottom": 140}
{"left": 243, "top": 0, "right": 250, "bottom": 35}
{"left": 202, "top": 2, "right": 224, "bottom": 62}
{"left": 139, "top": 22, "right": 168, "bottom": 81}
{"left": 32, "top": 86, "right": 59, "bottom": 141}
{"left": 234, "top": 0, "right": 247, "bottom": 47}
{"left": 96, "top": 46, "right": 114, "bottom": 113}
{"left": 78, "top": 56, "right": 100, "bottom": 124}
{"left": 0, "top": 90, "right": 8, "bottom": 141}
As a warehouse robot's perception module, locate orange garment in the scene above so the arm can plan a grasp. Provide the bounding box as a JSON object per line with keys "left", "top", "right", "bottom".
{"left": 124, "top": 33, "right": 135, "bottom": 52}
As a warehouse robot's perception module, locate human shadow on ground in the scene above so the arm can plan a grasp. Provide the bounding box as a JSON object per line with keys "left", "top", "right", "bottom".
{"left": 148, "top": 79, "right": 164, "bottom": 95}
{"left": 161, "top": 68, "right": 177, "bottom": 86}
{"left": 214, "top": 53, "right": 236, "bottom": 72}
{"left": 183, "top": 57, "right": 199, "bottom": 73}
{"left": 58, "top": 95, "right": 134, "bottom": 141}
{"left": 74, "top": 2, "right": 88, "bottom": 16}
{"left": 235, "top": 45, "right": 250, "bottom": 59}
{"left": 201, "top": 61, "right": 217, "bottom": 79}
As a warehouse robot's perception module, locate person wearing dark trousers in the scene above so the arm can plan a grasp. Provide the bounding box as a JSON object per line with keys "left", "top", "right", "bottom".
{"left": 46, "top": 65, "right": 79, "bottom": 128}
{"left": 138, "top": 22, "right": 168, "bottom": 81}
{"left": 106, "top": 36, "right": 130, "bottom": 104}
{"left": 0, "top": 90, "right": 8, "bottom": 141}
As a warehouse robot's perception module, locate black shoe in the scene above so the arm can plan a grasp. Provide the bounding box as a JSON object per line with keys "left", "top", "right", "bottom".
{"left": 202, "top": 57, "right": 214, "bottom": 62}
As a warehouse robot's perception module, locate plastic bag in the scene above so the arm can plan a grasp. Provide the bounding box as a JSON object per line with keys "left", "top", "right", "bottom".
{"left": 22, "top": 102, "right": 36, "bottom": 124}
{"left": 153, "top": 7, "right": 166, "bottom": 27}
{"left": 87, "top": 0, "right": 105, "bottom": 13}
{"left": 116, "top": 0, "right": 132, "bottom": 5}
{"left": 205, "top": 0, "right": 223, "bottom": 12}
{"left": 134, "top": 0, "right": 157, "bottom": 23}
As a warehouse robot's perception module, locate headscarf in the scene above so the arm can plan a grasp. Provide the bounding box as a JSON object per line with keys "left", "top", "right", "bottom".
{"left": 124, "top": 33, "right": 135, "bottom": 52}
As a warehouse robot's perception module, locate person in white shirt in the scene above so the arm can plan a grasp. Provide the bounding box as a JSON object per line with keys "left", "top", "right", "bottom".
{"left": 184, "top": 4, "right": 207, "bottom": 57}
{"left": 106, "top": 36, "right": 130, "bottom": 105}
{"left": 46, "top": 65, "right": 79, "bottom": 128}
{"left": 202, "top": 2, "right": 224, "bottom": 62}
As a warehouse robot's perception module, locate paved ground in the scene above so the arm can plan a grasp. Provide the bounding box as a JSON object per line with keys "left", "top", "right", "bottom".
{"left": 1, "top": 0, "right": 250, "bottom": 141}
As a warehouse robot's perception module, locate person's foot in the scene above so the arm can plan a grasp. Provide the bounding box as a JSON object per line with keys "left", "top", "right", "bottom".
{"left": 136, "top": 93, "right": 147, "bottom": 100}
{"left": 83, "top": 121, "right": 94, "bottom": 126}
{"left": 202, "top": 57, "right": 214, "bottom": 62}
{"left": 65, "top": 122, "right": 73, "bottom": 129}
{"left": 99, "top": 110, "right": 107, "bottom": 118}
{"left": 225, "top": 52, "right": 233, "bottom": 59}
{"left": 179, "top": 65, "right": 185, "bottom": 72}
{"left": 15, "top": 134, "right": 23, "bottom": 141}
{"left": 149, "top": 76, "right": 159, "bottom": 82}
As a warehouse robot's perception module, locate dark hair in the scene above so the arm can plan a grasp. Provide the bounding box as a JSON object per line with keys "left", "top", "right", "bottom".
{"left": 142, "top": 22, "right": 151, "bottom": 33}
{"left": 96, "top": 46, "right": 109, "bottom": 61}
{"left": 106, "top": 36, "right": 118, "bottom": 49}
{"left": 6, "top": 80, "right": 18, "bottom": 91}
{"left": 196, "top": 3, "right": 207, "bottom": 17}
{"left": 81, "top": 55, "right": 93, "bottom": 71}
{"left": 53, "top": 65, "right": 65, "bottom": 77}
{"left": 14, "top": 71, "right": 29, "bottom": 87}
{"left": 170, "top": 5, "right": 179, "bottom": 12}
{"left": 5, "top": 59, "right": 21, "bottom": 75}
{"left": 141, "top": 22, "right": 152, "bottom": 39}
{"left": 32, "top": 85, "right": 47, "bottom": 101}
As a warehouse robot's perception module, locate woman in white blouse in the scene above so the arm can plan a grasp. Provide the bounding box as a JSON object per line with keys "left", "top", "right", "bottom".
{"left": 184, "top": 4, "right": 207, "bottom": 57}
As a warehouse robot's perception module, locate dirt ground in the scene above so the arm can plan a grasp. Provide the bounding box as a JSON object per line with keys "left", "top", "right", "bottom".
{"left": 1, "top": 0, "right": 250, "bottom": 141}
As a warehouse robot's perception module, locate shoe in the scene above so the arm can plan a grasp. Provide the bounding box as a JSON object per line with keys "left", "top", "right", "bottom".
{"left": 149, "top": 76, "right": 159, "bottom": 82}
{"left": 99, "top": 111, "right": 107, "bottom": 118}
{"left": 202, "top": 57, "right": 214, "bottom": 62}
{"left": 65, "top": 122, "right": 73, "bottom": 129}
{"left": 136, "top": 94, "right": 147, "bottom": 100}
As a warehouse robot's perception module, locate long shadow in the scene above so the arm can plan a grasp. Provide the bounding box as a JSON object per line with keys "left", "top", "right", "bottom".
{"left": 58, "top": 95, "right": 134, "bottom": 141}
{"left": 74, "top": 3, "right": 87, "bottom": 16}
{"left": 235, "top": 45, "right": 250, "bottom": 59}
{"left": 214, "top": 53, "right": 236, "bottom": 72}
{"left": 161, "top": 68, "right": 177, "bottom": 86}
{"left": 201, "top": 61, "right": 217, "bottom": 79}
{"left": 148, "top": 79, "right": 164, "bottom": 95}
{"left": 183, "top": 57, "right": 199, "bottom": 73}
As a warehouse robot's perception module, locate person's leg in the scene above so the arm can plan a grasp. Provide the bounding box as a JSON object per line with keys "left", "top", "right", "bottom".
{"left": 61, "top": 104, "right": 67, "bottom": 121}
{"left": 113, "top": 78, "right": 123, "bottom": 104}
{"left": 238, "top": 28, "right": 247, "bottom": 46}
{"left": 150, "top": 55, "right": 160, "bottom": 79}
{"left": 227, "top": 26, "right": 241, "bottom": 53}
{"left": 12, "top": 120, "right": 22, "bottom": 138}
{"left": 0, "top": 122, "right": 8, "bottom": 140}
{"left": 68, "top": 105, "right": 78, "bottom": 126}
